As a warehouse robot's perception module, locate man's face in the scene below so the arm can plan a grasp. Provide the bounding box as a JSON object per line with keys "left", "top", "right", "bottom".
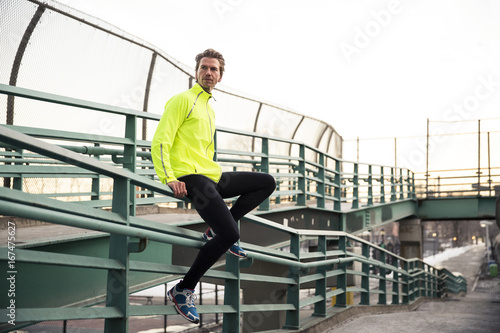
{"left": 196, "top": 57, "right": 222, "bottom": 92}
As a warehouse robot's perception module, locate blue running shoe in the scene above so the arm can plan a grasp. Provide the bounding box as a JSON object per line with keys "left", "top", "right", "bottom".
{"left": 168, "top": 283, "right": 199, "bottom": 324}
{"left": 202, "top": 227, "right": 247, "bottom": 258}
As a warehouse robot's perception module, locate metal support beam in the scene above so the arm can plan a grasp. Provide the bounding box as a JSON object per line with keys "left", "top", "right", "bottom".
{"left": 104, "top": 177, "right": 131, "bottom": 333}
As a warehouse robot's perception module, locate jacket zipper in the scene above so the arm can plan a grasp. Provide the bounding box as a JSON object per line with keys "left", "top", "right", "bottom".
{"left": 186, "top": 91, "right": 203, "bottom": 119}
{"left": 205, "top": 97, "right": 213, "bottom": 158}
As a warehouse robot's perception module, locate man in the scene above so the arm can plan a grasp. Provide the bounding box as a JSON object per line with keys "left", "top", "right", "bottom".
{"left": 151, "top": 49, "right": 276, "bottom": 324}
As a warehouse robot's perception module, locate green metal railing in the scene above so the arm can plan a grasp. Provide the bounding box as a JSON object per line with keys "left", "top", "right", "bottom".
{"left": 0, "top": 84, "right": 466, "bottom": 332}
{"left": 415, "top": 168, "right": 500, "bottom": 198}
{"left": 0, "top": 83, "right": 416, "bottom": 228}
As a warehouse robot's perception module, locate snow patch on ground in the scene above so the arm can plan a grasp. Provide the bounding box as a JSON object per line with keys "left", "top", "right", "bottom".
{"left": 423, "top": 244, "right": 480, "bottom": 266}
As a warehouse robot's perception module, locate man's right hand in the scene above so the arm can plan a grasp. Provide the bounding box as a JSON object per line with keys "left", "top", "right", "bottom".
{"left": 167, "top": 180, "right": 187, "bottom": 198}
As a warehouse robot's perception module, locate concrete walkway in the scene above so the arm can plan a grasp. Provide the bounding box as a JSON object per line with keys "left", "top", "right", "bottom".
{"left": 321, "top": 245, "right": 500, "bottom": 333}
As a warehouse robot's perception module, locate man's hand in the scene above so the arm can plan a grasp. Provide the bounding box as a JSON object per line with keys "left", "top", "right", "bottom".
{"left": 167, "top": 180, "right": 187, "bottom": 198}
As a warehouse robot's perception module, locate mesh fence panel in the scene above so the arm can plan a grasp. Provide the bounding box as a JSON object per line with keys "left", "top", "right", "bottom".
{"left": 1, "top": 0, "right": 343, "bottom": 158}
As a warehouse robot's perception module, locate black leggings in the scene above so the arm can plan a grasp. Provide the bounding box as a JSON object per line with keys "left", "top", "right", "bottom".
{"left": 177, "top": 171, "right": 276, "bottom": 290}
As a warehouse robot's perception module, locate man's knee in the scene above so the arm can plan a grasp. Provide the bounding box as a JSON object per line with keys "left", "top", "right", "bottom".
{"left": 264, "top": 174, "right": 277, "bottom": 193}
{"left": 218, "top": 226, "right": 240, "bottom": 246}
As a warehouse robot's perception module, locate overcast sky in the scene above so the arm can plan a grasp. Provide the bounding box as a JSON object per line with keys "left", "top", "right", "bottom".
{"left": 60, "top": 0, "right": 500, "bottom": 169}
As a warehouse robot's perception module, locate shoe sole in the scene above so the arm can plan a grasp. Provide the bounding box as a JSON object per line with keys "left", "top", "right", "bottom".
{"left": 228, "top": 249, "right": 247, "bottom": 258}
{"left": 168, "top": 289, "right": 200, "bottom": 324}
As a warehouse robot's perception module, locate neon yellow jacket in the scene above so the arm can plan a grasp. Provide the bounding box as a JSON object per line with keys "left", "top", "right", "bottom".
{"left": 151, "top": 83, "right": 221, "bottom": 184}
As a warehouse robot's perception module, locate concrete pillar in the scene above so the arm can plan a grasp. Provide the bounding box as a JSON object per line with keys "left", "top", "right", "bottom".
{"left": 399, "top": 218, "right": 423, "bottom": 259}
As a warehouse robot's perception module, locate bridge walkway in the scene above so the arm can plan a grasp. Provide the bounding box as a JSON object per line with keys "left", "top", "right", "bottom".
{"left": 317, "top": 245, "right": 500, "bottom": 333}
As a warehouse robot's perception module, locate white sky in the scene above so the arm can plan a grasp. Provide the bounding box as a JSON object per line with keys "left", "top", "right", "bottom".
{"left": 62, "top": 0, "right": 500, "bottom": 163}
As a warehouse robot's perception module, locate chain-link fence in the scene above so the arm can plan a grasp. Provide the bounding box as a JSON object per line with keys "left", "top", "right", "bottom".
{"left": 1, "top": 0, "right": 343, "bottom": 198}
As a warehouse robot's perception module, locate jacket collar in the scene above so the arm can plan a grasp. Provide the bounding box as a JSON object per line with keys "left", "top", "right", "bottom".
{"left": 192, "top": 82, "right": 213, "bottom": 99}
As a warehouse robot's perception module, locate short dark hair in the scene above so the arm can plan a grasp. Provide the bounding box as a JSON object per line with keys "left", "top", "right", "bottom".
{"left": 195, "top": 49, "right": 225, "bottom": 76}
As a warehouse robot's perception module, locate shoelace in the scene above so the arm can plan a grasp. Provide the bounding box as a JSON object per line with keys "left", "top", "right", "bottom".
{"left": 185, "top": 291, "right": 197, "bottom": 308}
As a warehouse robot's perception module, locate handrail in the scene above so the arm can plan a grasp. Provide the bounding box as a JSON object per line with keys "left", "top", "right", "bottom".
{"left": 0, "top": 85, "right": 467, "bottom": 332}
{"left": 0, "top": 125, "right": 466, "bottom": 332}
{"left": 0, "top": 83, "right": 417, "bottom": 216}
{"left": 414, "top": 167, "right": 500, "bottom": 198}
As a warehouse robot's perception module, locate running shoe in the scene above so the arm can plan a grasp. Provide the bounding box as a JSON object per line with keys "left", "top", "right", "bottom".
{"left": 168, "top": 282, "right": 200, "bottom": 324}
{"left": 202, "top": 227, "right": 247, "bottom": 258}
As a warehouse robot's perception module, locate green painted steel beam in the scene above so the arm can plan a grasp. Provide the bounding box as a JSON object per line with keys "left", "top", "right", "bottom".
{"left": 4, "top": 124, "right": 133, "bottom": 146}
{"left": 0, "top": 307, "right": 122, "bottom": 322}
{"left": 240, "top": 304, "right": 295, "bottom": 312}
{"left": 0, "top": 125, "right": 179, "bottom": 201}
{"left": 4, "top": 248, "right": 236, "bottom": 283}
{"left": 0, "top": 83, "right": 160, "bottom": 121}
{"left": 239, "top": 273, "right": 296, "bottom": 285}
{"left": 0, "top": 197, "right": 203, "bottom": 249}
{"left": 0, "top": 248, "right": 124, "bottom": 270}
{"left": 345, "top": 199, "right": 418, "bottom": 234}
{"left": 417, "top": 197, "right": 496, "bottom": 220}
{"left": 129, "top": 260, "right": 236, "bottom": 281}
{"left": 129, "top": 304, "right": 236, "bottom": 316}
{"left": 0, "top": 165, "right": 97, "bottom": 175}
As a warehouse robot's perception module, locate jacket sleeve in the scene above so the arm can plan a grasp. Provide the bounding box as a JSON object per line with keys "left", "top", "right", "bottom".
{"left": 151, "top": 95, "right": 186, "bottom": 184}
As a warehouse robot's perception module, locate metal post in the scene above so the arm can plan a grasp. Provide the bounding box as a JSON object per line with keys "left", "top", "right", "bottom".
{"left": 284, "top": 233, "right": 301, "bottom": 329}
{"left": 390, "top": 167, "right": 396, "bottom": 202}
{"left": 402, "top": 261, "right": 409, "bottom": 305}
{"left": 427, "top": 264, "right": 432, "bottom": 297}
{"left": 313, "top": 235, "right": 327, "bottom": 316}
{"left": 485, "top": 224, "right": 490, "bottom": 263}
{"left": 164, "top": 283, "right": 167, "bottom": 333}
{"left": 7, "top": 4, "right": 46, "bottom": 124}
{"left": 317, "top": 153, "right": 326, "bottom": 209}
{"left": 352, "top": 163, "right": 359, "bottom": 209}
{"left": 4, "top": 4, "right": 46, "bottom": 189}
{"left": 357, "top": 136, "right": 360, "bottom": 162}
{"left": 222, "top": 254, "right": 241, "bottom": 333}
{"left": 335, "top": 235, "right": 347, "bottom": 307}
{"left": 378, "top": 251, "right": 387, "bottom": 305}
{"left": 142, "top": 52, "right": 157, "bottom": 140}
{"left": 199, "top": 282, "right": 203, "bottom": 327}
{"left": 394, "top": 137, "right": 397, "bottom": 167}
{"left": 251, "top": 103, "right": 263, "bottom": 153}
{"left": 392, "top": 257, "right": 399, "bottom": 305}
{"left": 380, "top": 167, "right": 385, "bottom": 204}
{"left": 215, "top": 284, "right": 219, "bottom": 324}
{"left": 104, "top": 177, "right": 131, "bottom": 333}
{"left": 367, "top": 165, "right": 373, "bottom": 206}
{"left": 360, "top": 243, "right": 370, "bottom": 305}
{"left": 276, "top": 168, "right": 281, "bottom": 204}
{"left": 426, "top": 118, "right": 430, "bottom": 198}
{"left": 488, "top": 132, "right": 491, "bottom": 196}
{"left": 12, "top": 149, "right": 23, "bottom": 191}
{"left": 432, "top": 266, "right": 437, "bottom": 298}
{"left": 399, "top": 169, "right": 404, "bottom": 200}
{"left": 91, "top": 143, "right": 101, "bottom": 201}
{"left": 260, "top": 137, "right": 270, "bottom": 211}
{"left": 334, "top": 160, "right": 341, "bottom": 211}
{"left": 478, "top": 119, "right": 481, "bottom": 195}
{"left": 297, "top": 144, "right": 306, "bottom": 206}
{"left": 409, "top": 261, "right": 415, "bottom": 302}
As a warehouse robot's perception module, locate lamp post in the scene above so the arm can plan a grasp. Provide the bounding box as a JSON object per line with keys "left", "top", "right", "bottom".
{"left": 480, "top": 220, "right": 494, "bottom": 264}
{"left": 432, "top": 232, "right": 438, "bottom": 256}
